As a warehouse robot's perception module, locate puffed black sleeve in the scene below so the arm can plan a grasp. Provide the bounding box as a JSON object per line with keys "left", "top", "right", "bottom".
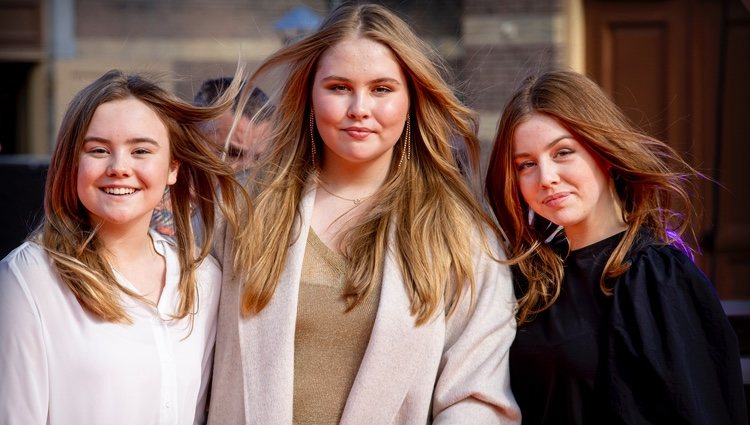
{"left": 603, "top": 244, "right": 747, "bottom": 425}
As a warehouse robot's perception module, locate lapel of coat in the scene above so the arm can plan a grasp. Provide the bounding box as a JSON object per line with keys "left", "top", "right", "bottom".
{"left": 238, "top": 186, "right": 316, "bottom": 424}
{"left": 340, "top": 229, "right": 445, "bottom": 424}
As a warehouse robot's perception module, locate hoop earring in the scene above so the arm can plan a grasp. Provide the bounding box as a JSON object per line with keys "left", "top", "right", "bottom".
{"left": 397, "top": 118, "right": 411, "bottom": 171}
{"left": 309, "top": 108, "right": 318, "bottom": 169}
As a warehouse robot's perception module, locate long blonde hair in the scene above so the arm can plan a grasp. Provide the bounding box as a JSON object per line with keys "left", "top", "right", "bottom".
{"left": 39, "top": 69, "right": 250, "bottom": 323}
{"left": 233, "top": 3, "right": 498, "bottom": 324}
{"left": 485, "top": 70, "right": 702, "bottom": 324}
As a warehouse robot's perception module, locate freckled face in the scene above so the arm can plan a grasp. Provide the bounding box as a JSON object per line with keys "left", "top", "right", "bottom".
{"left": 513, "top": 113, "right": 619, "bottom": 243}
{"left": 77, "top": 98, "right": 179, "bottom": 232}
{"left": 311, "top": 36, "right": 410, "bottom": 171}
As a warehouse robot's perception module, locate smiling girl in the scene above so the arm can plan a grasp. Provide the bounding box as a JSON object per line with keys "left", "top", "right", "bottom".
{"left": 0, "top": 70, "right": 249, "bottom": 424}
{"left": 485, "top": 70, "right": 746, "bottom": 424}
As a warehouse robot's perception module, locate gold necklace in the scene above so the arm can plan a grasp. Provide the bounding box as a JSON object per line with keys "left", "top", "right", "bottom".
{"left": 318, "top": 182, "right": 372, "bottom": 205}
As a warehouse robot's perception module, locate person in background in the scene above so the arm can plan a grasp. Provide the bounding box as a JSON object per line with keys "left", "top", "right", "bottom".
{"left": 208, "top": 3, "right": 520, "bottom": 424}
{"left": 485, "top": 69, "right": 746, "bottom": 424}
{"left": 192, "top": 77, "right": 272, "bottom": 172}
{"left": 150, "top": 77, "right": 271, "bottom": 237}
{"left": 0, "top": 69, "right": 249, "bottom": 424}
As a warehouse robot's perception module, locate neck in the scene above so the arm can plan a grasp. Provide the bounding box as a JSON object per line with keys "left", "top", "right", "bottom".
{"left": 95, "top": 220, "right": 156, "bottom": 263}
{"left": 566, "top": 223, "right": 627, "bottom": 251}
{"left": 565, "top": 208, "right": 627, "bottom": 250}
{"left": 565, "top": 179, "right": 629, "bottom": 250}
{"left": 318, "top": 160, "right": 389, "bottom": 197}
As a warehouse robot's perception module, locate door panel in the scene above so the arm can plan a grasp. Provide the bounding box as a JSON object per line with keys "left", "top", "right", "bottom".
{"left": 585, "top": 0, "right": 750, "bottom": 298}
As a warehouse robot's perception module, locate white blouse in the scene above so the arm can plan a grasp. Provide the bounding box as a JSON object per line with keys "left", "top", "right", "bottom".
{"left": 0, "top": 232, "right": 221, "bottom": 425}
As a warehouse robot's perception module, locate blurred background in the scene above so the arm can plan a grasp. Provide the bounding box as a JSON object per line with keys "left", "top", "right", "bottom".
{"left": 1, "top": 0, "right": 749, "bottom": 388}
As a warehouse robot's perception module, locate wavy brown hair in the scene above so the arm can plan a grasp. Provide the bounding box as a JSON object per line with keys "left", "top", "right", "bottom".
{"left": 233, "top": 3, "right": 499, "bottom": 324}
{"left": 38, "top": 69, "right": 250, "bottom": 323}
{"left": 485, "top": 70, "right": 702, "bottom": 324}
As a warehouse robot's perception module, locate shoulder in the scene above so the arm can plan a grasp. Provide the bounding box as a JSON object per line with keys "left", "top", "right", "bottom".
{"left": 447, "top": 226, "right": 515, "bottom": 330}
{"left": 616, "top": 239, "right": 710, "bottom": 294}
{"left": 610, "top": 238, "right": 724, "bottom": 325}
{"left": 153, "top": 230, "right": 222, "bottom": 286}
{"left": 1, "top": 241, "right": 49, "bottom": 268}
{"left": 153, "top": 230, "right": 221, "bottom": 272}
{"left": 472, "top": 223, "right": 510, "bottom": 265}
{"left": 196, "top": 254, "right": 222, "bottom": 282}
{"left": 0, "top": 242, "right": 55, "bottom": 322}
{"left": 469, "top": 224, "right": 513, "bottom": 290}
{"left": 0, "top": 242, "right": 54, "bottom": 285}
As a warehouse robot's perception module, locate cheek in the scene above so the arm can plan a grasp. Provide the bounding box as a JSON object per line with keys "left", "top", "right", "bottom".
{"left": 75, "top": 162, "right": 97, "bottom": 212}
{"left": 579, "top": 159, "right": 610, "bottom": 197}
{"left": 313, "top": 97, "right": 343, "bottom": 125}
{"left": 379, "top": 96, "right": 409, "bottom": 123}
{"left": 516, "top": 175, "right": 537, "bottom": 206}
{"left": 382, "top": 108, "right": 407, "bottom": 130}
{"left": 76, "top": 160, "right": 95, "bottom": 191}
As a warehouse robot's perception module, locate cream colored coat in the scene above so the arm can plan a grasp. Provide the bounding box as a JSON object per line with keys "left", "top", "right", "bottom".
{"left": 207, "top": 186, "right": 521, "bottom": 424}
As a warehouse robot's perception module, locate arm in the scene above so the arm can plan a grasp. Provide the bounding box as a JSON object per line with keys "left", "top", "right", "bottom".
{"left": 432, "top": 238, "right": 521, "bottom": 424}
{"left": 606, "top": 246, "right": 747, "bottom": 425}
{"left": 0, "top": 249, "right": 50, "bottom": 424}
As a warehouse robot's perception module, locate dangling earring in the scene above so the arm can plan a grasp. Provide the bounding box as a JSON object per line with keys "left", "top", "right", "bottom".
{"left": 397, "top": 117, "right": 411, "bottom": 171}
{"left": 309, "top": 108, "right": 318, "bottom": 169}
{"left": 527, "top": 208, "right": 535, "bottom": 226}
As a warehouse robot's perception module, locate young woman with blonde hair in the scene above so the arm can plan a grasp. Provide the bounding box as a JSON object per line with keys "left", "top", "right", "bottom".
{"left": 0, "top": 69, "right": 249, "bottom": 424}
{"left": 485, "top": 69, "right": 746, "bottom": 424}
{"left": 208, "top": 3, "right": 520, "bottom": 424}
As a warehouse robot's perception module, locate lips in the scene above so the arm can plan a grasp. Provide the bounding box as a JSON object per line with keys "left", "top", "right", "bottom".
{"left": 542, "top": 192, "right": 569, "bottom": 207}
{"left": 343, "top": 126, "right": 373, "bottom": 140}
{"left": 102, "top": 187, "right": 137, "bottom": 195}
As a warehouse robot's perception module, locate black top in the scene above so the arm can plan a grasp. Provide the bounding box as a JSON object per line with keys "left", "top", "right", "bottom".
{"left": 509, "top": 231, "right": 747, "bottom": 424}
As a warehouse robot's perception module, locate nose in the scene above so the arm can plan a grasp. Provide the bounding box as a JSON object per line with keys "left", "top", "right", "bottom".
{"left": 347, "top": 91, "right": 370, "bottom": 120}
{"left": 538, "top": 159, "right": 559, "bottom": 188}
{"left": 106, "top": 152, "right": 132, "bottom": 177}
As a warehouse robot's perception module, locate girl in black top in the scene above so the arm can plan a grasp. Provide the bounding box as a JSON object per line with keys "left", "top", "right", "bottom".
{"left": 485, "top": 70, "right": 746, "bottom": 424}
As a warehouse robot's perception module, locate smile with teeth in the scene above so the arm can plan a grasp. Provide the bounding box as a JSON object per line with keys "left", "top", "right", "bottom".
{"left": 103, "top": 187, "right": 137, "bottom": 195}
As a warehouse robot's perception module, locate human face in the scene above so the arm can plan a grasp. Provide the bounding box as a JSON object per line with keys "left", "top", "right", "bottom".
{"left": 512, "top": 113, "right": 623, "bottom": 248}
{"left": 311, "top": 36, "right": 410, "bottom": 172}
{"left": 208, "top": 110, "right": 270, "bottom": 171}
{"left": 77, "top": 97, "right": 179, "bottom": 233}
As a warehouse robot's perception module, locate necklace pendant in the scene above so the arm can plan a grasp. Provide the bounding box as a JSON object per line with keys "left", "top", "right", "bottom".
{"left": 353, "top": 198, "right": 362, "bottom": 205}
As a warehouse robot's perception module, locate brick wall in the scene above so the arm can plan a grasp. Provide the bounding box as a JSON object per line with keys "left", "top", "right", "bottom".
{"left": 461, "top": 0, "right": 565, "bottom": 159}
{"left": 55, "top": 0, "right": 567, "bottom": 157}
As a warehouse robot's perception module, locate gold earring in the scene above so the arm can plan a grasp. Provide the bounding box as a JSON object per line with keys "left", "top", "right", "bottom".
{"left": 309, "top": 108, "right": 318, "bottom": 169}
{"left": 397, "top": 118, "right": 411, "bottom": 171}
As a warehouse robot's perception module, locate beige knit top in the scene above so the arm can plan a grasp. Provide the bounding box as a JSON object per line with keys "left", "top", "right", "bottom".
{"left": 293, "top": 229, "right": 382, "bottom": 424}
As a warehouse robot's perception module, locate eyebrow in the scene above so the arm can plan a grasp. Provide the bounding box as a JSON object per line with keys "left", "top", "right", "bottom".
{"left": 83, "top": 136, "right": 161, "bottom": 147}
{"left": 320, "top": 75, "right": 402, "bottom": 86}
{"left": 512, "top": 134, "right": 574, "bottom": 160}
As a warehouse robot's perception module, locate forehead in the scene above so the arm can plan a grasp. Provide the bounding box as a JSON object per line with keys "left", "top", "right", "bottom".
{"left": 315, "top": 36, "right": 405, "bottom": 81}
{"left": 86, "top": 97, "right": 169, "bottom": 140}
{"left": 512, "top": 114, "right": 573, "bottom": 148}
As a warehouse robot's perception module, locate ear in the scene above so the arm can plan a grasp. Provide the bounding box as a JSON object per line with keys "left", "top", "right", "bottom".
{"left": 167, "top": 160, "right": 180, "bottom": 185}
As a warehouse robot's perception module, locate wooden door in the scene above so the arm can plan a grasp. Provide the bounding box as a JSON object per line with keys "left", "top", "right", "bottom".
{"left": 585, "top": 0, "right": 750, "bottom": 299}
